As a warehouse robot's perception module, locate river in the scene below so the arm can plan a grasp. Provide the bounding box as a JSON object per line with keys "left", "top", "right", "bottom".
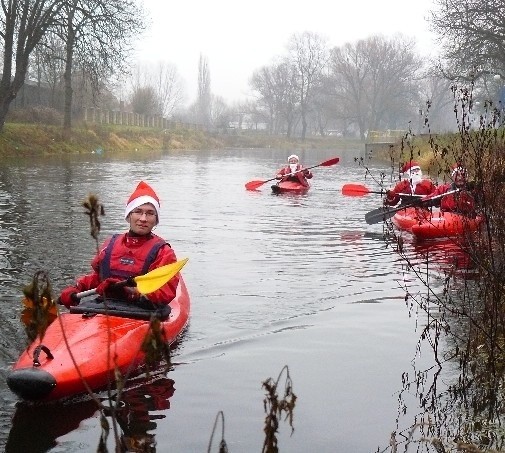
{"left": 0, "top": 146, "right": 441, "bottom": 452}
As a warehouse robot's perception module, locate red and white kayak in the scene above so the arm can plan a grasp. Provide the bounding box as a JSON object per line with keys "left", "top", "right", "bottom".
{"left": 7, "top": 277, "right": 190, "bottom": 402}
{"left": 271, "top": 180, "right": 310, "bottom": 194}
{"left": 392, "top": 206, "right": 483, "bottom": 239}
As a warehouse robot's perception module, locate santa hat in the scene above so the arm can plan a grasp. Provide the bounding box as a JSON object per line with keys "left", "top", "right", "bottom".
{"left": 288, "top": 154, "right": 299, "bottom": 162}
{"left": 451, "top": 163, "right": 467, "bottom": 177}
{"left": 401, "top": 161, "right": 421, "bottom": 174}
{"left": 124, "top": 181, "right": 160, "bottom": 221}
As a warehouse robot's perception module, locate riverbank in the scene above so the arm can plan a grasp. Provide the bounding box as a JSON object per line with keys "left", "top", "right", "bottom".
{"left": 0, "top": 123, "right": 363, "bottom": 156}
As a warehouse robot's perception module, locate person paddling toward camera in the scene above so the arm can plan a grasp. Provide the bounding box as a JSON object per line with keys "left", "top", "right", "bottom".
{"left": 58, "top": 181, "right": 179, "bottom": 308}
{"left": 424, "top": 163, "right": 478, "bottom": 217}
{"left": 384, "top": 160, "right": 436, "bottom": 206}
{"left": 275, "top": 154, "right": 313, "bottom": 187}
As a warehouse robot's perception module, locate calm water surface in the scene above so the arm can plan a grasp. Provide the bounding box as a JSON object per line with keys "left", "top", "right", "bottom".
{"left": 0, "top": 147, "right": 439, "bottom": 452}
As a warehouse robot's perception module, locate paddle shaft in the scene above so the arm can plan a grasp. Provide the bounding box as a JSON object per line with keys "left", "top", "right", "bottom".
{"left": 245, "top": 157, "right": 339, "bottom": 190}
{"left": 76, "top": 288, "right": 98, "bottom": 298}
{"left": 74, "top": 258, "right": 189, "bottom": 299}
{"left": 344, "top": 189, "right": 422, "bottom": 197}
{"left": 364, "top": 189, "right": 459, "bottom": 225}
{"left": 272, "top": 160, "right": 333, "bottom": 183}
{"left": 341, "top": 183, "right": 423, "bottom": 197}
{"left": 76, "top": 279, "right": 136, "bottom": 299}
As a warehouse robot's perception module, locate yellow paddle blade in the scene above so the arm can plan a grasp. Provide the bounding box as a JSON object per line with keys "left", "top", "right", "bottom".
{"left": 133, "top": 258, "right": 189, "bottom": 295}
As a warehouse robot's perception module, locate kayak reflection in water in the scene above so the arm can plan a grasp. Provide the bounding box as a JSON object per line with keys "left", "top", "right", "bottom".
{"left": 6, "top": 376, "right": 176, "bottom": 452}
{"left": 275, "top": 154, "right": 313, "bottom": 187}
{"left": 6, "top": 397, "right": 99, "bottom": 452}
{"left": 412, "top": 237, "right": 477, "bottom": 275}
{"left": 111, "top": 377, "right": 176, "bottom": 452}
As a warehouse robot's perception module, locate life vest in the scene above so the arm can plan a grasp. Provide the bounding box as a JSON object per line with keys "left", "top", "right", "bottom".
{"left": 99, "top": 233, "right": 168, "bottom": 280}
{"left": 440, "top": 184, "right": 475, "bottom": 215}
{"left": 385, "top": 178, "right": 436, "bottom": 205}
{"left": 279, "top": 164, "right": 311, "bottom": 186}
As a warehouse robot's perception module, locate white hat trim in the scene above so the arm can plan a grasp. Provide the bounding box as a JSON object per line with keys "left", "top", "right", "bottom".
{"left": 405, "top": 165, "right": 421, "bottom": 173}
{"left": 451, "top": 166, "right": 466, "bottom": 177}
{"left": 124, "top": 195, "right": 160, "bottom": 220}
{"left": 288, "top": 154, "right": 299, "bottom": 161}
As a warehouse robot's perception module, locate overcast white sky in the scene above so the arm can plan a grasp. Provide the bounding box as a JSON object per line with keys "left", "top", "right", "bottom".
{"left": 133, "top": 0, "right": 439, "bottom": 106}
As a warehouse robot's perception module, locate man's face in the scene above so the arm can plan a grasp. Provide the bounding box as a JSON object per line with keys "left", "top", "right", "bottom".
{"left": 128, "top": 203, "right": 157, "bottom": 235}
{"left": 453, "top": 170, "right": 467, "bottom": 187}
{"left": 404, "top": 167, "right": 422, "bottom": 181}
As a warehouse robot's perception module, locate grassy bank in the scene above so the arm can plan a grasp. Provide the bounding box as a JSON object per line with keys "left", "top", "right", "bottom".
{"left": 0, "top": 122, "right": 362, "bottom": 156}
{"left": 0, "top": 123, "right": 224, "bottom": 156}
{"left": 373, "top": 133, "right": 462, "bottom": 176}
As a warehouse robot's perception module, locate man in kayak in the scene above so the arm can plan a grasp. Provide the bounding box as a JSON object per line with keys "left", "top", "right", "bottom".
{"left": 384, "top": 160, "right": 436, "bottom": 205}
{"left": 58, "top": 181, "right": 179, "bottom": 308}
{"left": 275, "top": 154, "right": 313, "bottom": 187}
{"left": 424, "top": 163, "right": 477, "bottom": 216}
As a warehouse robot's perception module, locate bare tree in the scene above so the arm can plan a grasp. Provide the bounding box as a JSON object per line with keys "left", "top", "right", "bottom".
{"left": 250, "top": 65, "right": 277, "bottom": 133}
{"left": 197, "top": 53, "right": 211, "bottom": 126}
{"left": 50, "top": 0, "right": 145, "bottom": 132}
{"left": 430, "top": 0, "right": 505, "bottom": 79}
{"left": 210, "top": 94, "right": 229, "bottom": 129}
{"left": 250, "top": 59, "right": 299, "bottom": 136}
{"left": 129, "top": 85, "right": 159, "bottom": 116}
{"left": 152, "top": 62, "right": 184, "bottom": 117}
{"left": 287, "top": 31, "right": 328, "bottom": 140}
{"left": 0, "top": 0, "right": 65, "bottom": 131}
{"left": 418, "top": 67, "right": 456, "bottom": 133}
{"left": 329, "top": 35, "right": 422, "bottom": 139}
{"left": 128, "top": 61, "right": 184, "bottom": 117}
{"left": 30, "top": 34, "right": 65, "bottom": 108}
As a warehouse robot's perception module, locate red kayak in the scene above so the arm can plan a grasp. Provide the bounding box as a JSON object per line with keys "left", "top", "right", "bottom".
{"left": 393, "top": 207, "right": 483, "bottom": 239}
{"left": 271, "top": 180, "right": 310, "bottom": 194}
{"left": 7, "top": 277, "right": 190, "bottom": 402}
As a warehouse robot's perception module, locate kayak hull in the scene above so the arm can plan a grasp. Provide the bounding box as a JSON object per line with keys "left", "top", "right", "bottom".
{"left": 393, "top": 207, "right": 483, "bottom": 239}
{"left": 271, "top": 181, "right": 310, "bottom": 194}
{"left": 7, "top": 277, "right": 190, "bottom": 402}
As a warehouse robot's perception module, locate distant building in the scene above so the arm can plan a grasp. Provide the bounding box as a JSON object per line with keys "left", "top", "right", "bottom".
{"left": 229, "top": 113, "right": 267, "bottom": 130}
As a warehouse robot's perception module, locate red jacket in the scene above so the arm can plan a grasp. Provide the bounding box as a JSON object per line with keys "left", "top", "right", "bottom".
{"left": 428, "top": 183, "right": 476, "bottom": 215}
{"left": 74, "top": 232, "right": 179, "bottom": 305}
{"left": 385, "top": 178, "right": 436, "bottom": 205}
{"left": 276, "top": 164, "right": 313, "bottom": 187}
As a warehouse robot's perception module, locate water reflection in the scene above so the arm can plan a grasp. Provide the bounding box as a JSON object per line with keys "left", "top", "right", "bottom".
{"left": 6, "top": 374, "right": 176, "bottom": 453}
{"left": 399, "top": 234, "right": 478, "bottom": 279}
{"left": 0, "top": 149, "right": 449, "bottom": 451}
{"left": 107, "top": 377, "right": 175, "bottom": 452}
{"left": 6, "top": 398, "right": 99, "bottom": 452}
{"left": 381, "top": 224, "right": 504, "bottom": 451}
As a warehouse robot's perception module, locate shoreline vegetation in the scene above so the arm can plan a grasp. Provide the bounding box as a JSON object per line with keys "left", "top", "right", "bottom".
{"left": 0, "top": 123, "right": 365, "bottom": 157}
